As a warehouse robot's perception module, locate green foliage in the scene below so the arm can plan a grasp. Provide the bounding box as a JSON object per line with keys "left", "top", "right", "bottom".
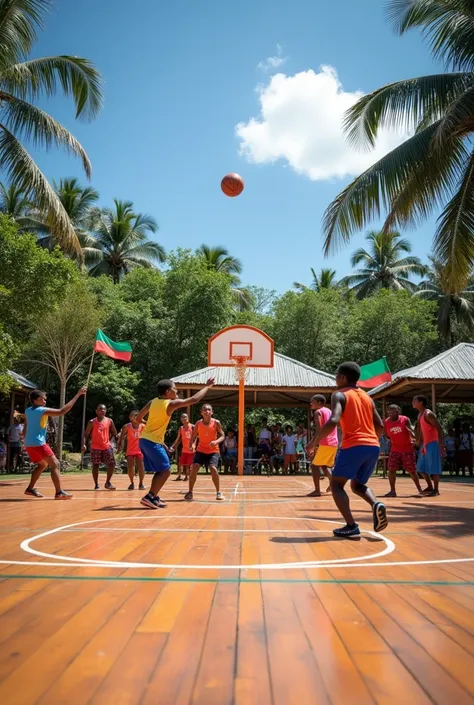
{"left": 87, "top": 357, "right": 141, "bottom": 422}
{"left": 341, "top": 289, "right": 439, "bottom": 371}
{"left": 0, "top": 325, "right": 17, "bottom": 394}
{"left": 0, "top": 216, "right": 77, "bottom": 338}
{"left": 272, "top": 288, "right": 348, "bottom": 372}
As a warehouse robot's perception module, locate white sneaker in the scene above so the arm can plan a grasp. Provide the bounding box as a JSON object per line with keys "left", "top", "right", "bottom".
{"left": 216, "top": 492, "right": 225, "bottom": 501}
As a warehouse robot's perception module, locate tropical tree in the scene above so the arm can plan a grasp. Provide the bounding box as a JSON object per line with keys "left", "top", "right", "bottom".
{"left": 0, "top": 0, "right": 103, "bottom": 254}
{"left": 322, "top": 0, "right": 474, "bottom": 289}
{"left": 414, "top": 257, "right": 474, "bottom": 344}
{"left": 87, "top": 199, "right": 165, "bottom": 283}
{"left": 341, "top": 231, "right": 427, "bottom": 298}
{"left": 294, "top": 268, "right": 338, "bottom": 292}
{"left": 0, "top": 181, "right": 41, "bottom": 230}
{"left": 196, "top": 244, "right": 253, "bottom": 309}
{"left": 36, "top": 177, "right": 101, "bottom": 263}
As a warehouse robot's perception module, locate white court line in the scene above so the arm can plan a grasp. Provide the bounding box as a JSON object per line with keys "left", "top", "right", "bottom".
{"left": 20, "top": 515, "right": 395, "bottom": 570}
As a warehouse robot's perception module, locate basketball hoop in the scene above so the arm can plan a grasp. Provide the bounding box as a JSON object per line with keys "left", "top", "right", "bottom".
{"left": 231, "top": 355, "right": 250, "bottom": 382}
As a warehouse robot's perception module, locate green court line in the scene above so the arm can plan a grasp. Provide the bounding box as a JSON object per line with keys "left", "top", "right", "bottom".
{"left": 0, "top": 573, "right": 473, "bottom": 586}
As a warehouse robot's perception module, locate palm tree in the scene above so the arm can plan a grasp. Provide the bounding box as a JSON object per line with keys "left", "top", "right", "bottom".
{"left": 87, "top": 199, "right": 165, "bottom": 283}
{"left": 197, "top": 244, "right": 253, "bottom": 309}
{"left": 36, "top": 178, "right": 102, "bottom": 263}
{"left": 0, "top": 0, "right": 102, "bottom": 254}
{"left": 414, "top": 257, "right": 474, "bottom": 345}
{"left": 322, "top": 0, "right": 474, "bottom": 289}
{"left": 294, "top": 267, "right": 338, "bottom": 292}
{"left": 341, "top": 231, "right": 427, "bottom": 298}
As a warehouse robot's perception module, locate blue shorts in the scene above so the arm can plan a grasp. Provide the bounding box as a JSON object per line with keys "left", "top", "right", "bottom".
{"left": 417, "top": 441, "right": 442, "bottom": 475}
{"left": 139, "top": 439, "right": 171, "bottom": 473}
{"left": 332, "top": 445, "right": 380, "bottom": 484}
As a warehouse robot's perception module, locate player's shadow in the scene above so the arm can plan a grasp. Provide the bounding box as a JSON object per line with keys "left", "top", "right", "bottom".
{"left": 270, "top": 535, "right": 363, "bottom": 544}
{"left": 302, "top": 503, "right": 474, "bottom": 539}
{"left": 0, "top": 498, "right": 29, "bottom": 502}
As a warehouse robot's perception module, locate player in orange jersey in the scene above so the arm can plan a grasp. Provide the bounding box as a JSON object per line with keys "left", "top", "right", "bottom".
{"left": 186, "top": 404, "right": 225, "bottom": 501}
{"left": 314, "top": 362, "right": 387, "bottom": 538}
{"left": 118, "top": 410, "right": 146, "bottom": 490}
{"left": 170, "top": 412, "right": 194, "bottom": 481}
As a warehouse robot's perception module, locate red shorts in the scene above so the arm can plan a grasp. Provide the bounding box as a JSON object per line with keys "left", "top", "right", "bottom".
{"left": 126, "top": 452, "right": 143, "bottom": 459}
{"left": 25, "top": 444, "right": 55, "bottom": 463}
{"left": 388, "top": 450, "right": 416, "bottom": 473}
{"left": 179, "top": 452, "right": 194, "bottom": 466}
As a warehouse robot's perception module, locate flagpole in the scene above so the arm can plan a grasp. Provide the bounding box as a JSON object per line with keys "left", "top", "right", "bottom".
{"left": 80, "top": 350, "right": 96, "bottom": 469}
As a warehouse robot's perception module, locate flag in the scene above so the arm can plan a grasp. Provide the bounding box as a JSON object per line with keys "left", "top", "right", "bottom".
{"left": 358, "top": 357, "right": 391, "bottom": 388}
{"left": 94, "top": 329, "right": 132, "bottom": 362}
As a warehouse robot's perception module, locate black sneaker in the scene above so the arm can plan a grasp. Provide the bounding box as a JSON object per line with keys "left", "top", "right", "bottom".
{"left": 184, "top": 491, "right": 193, "bottom": 501}
{"left": 153, "top": 496, "right": 167, "bottom": 508}
{"left": 55, "top": 490, "right": 72, "bottom": 500}
{"left": 128, "top": 483, "right": 135, "bottom": 491}
{"left": 138, "top": 484, "right": 146, "bottom": 491}
{"left": 105, "top": 482, "right": 116, "bottom": 491}
{"left": 140, "top": 493, "right": 156, "bottom": 509}
{"left": 94, "top": 484, "right": 100, "bottom": 490}
{"left": 25, "top": 488, "right": 43, "bottom": 498}
{"left": 427, "top": 489, "right": 440, "bottom": 497}
{"left": 333, "top": 524, "right": 360, "bottom": 538}
{"left": 373, "top": 502, "right": 388, "bottom": 532}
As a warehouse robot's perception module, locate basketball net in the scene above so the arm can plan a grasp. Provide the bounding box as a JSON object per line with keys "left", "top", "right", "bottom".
{"left": 231, "top": 355, "right": 250, "bottom": 382}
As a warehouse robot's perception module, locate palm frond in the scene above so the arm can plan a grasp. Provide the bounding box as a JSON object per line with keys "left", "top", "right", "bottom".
{"left": 323, "top": 120, "right": 467, "bottom": 253}
{"left": 293, "top": 281, "right": 307, "bottom": 291}
{"left": 0, "top": 55, "right": 103, "bottom": 119}
{"left": 0, "top": 0, "right": 47, "bottom": 66}
{"left": 434, "top": 149, "right": 474, "bottom": 286}
{"left": 0, "top": 123, "right": 79, "bottom": 252}
{"left": 344, "top": 72, "right": 473, "bottom": 148}
{"left": 387, "top": 0, "right": 474, "bottom": 72}
{"left": 434, "top": 84, "right": 474, "bottom": 145}
{"left": 0, "top": 92, "right": 91, "bottom": 175}
{"left": 123, "top": 241, "right": 166, "bottom": 263}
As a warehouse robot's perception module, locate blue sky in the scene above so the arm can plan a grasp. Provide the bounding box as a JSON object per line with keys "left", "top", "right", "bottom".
{"left": 31, "top": 0, "right": 442, "bottom": 293}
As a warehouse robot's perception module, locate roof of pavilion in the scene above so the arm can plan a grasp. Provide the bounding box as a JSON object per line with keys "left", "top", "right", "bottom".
{"left": 369, "top": 343, "right": 474, "bottom": 403}
{"left": 172, "top": 352, "right": 336, "bottom": 407}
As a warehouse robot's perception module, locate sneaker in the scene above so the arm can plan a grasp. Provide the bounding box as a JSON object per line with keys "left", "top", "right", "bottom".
{"left": 25, "top": 488, "right": 43, "bottom": 498}
{"left": 184, "top": 491, "right": 193, "bottom": 501}
{"left": 94, "top": 484, "right": 100, "bottom": 490}
{"left": 153, "top": 496, "right": 167, "bottom": 508}
{"left": 138, "top": 484, "right": 146, "bottom": 491}
{"left": 128, "top": 483, "right": 135, "bottom": 491}
{"left": 383, "top": 491, "right": 397, "bottom": 498}
{"left": 174, "top": 476, "right": 182, "bottom": 481}
{"left": 421, "top": 487, "right": 433, "bottom": 495}
{"left": 104, "top": 482, "right": 116, "bottom": 491}
{"left": 140, "top": 494, "right": 157, "bottom": 509}
{"left": 427, "top": 489, "right": 440, "bottom": 497}
{"left": 216, "top": 492, "right": 225, "bottom": 501}
{"left": 55, "top": 490, "right": 72, "bottom": 500}
{"left": 333, "top": 524, "right": 360, "bottom": 538}
{"left": 373, "top": 502, "right": 388, "bottom": 533}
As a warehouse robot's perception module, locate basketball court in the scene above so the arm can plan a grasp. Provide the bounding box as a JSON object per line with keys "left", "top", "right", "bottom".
{"left": 0, "top": 474, "right": 474, "bottom": 705}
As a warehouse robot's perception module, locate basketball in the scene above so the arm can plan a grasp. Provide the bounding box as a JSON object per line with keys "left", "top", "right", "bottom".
{"left": 221, "top": 173, "right": 244, "bottom": 197}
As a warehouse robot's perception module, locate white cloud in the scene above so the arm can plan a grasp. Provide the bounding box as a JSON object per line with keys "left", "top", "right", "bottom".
{"left": 236, "top": 65, "right": 408, "bottom": 181}
{"left": 257, "top": 43, "right": 287, "bottom": 73}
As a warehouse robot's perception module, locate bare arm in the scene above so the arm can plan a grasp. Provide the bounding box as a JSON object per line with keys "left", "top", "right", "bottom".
{"left": 315, "top": 392, "right": 344, "bottom": 443}
{"left": 306, "top": 411, "right": 321, "bottom": 453}
{"left": 166, "top": 378, "right": 216, "bottom": 415}
{"left": 210, "top": 420, "right": 225, "bottom": 448}
{"left": 169, "top": 430, "right": 182, "bottom": 453}
{"left": 426, "top": 411, "right": 444, "bottom": 445}
{"left": 82, "top": 420, "right": 94, "bottom": 451}
{"left": 404, "top": 418, "right": 416, "bottom": 441}
{"left": 45, "top": 386, "right": 87, "bottom": 418}
{"left": 372, "top": 402, "right": 384, "bottom": 438}
{"left": 22, "top": 418, "right": 27, "bottom": 444}
{"left": 110, "top": 421, "right": 118, "bottom": 441}
{"left": 136, "top": 401, "right": 151, "bottom": 425}
{"left": 117, "top": 425, "right": 126, "bottom": 452}
{"left": 189, "top": 422, "right": 199, "bottom": 451}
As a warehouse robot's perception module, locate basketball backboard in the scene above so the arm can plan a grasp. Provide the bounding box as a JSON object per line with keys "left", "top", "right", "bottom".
{"left": 208, "top": 325, "right": 274, "bottom": 368}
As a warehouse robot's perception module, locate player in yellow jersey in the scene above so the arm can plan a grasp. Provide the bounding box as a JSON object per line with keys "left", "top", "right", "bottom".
{"left": 137, "top": 377, "right": 215, "bottom": 508}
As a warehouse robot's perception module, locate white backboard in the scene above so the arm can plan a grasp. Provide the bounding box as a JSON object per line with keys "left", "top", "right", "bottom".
{"left": 208, "top": 325, "right": 274, "bottom": 367}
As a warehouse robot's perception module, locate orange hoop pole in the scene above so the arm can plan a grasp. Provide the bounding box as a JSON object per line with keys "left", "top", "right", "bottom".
{"left": 238, "top": 377, "right": 245, "bottom": 476}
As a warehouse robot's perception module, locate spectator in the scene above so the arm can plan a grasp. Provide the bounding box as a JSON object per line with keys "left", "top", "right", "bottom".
{"left": 259, "top": 417, "right": 272, "bottom": 444}
{"left": 456, "top": 423, "right": 474, "bottom": 477}
{"left": 223, "top": 428, "right": 238, "bottom": 474}
{"left": 244, "top": 424, "right": 257, "bottom": 471}
{"left": 0, "top": 434, "right": 6, "bottom": 471}
{"left": 271, "top": 429, "right": 284, "bottom": 473}
{"left": 7, "top": 415, "right": 23, "bottom": 471}
{"left": 444, "top": 428, "right": 457, "bottom": 475}
{"left": 282, "top": 425, "right": 298, "bottom": 475}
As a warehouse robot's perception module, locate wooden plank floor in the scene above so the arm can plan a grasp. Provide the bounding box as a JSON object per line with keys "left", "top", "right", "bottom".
{"left": 1, "top": 473, "right": 473, "bottom": 705}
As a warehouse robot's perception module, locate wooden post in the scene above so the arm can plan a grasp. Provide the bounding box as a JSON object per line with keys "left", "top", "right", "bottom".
{"left": 238, "top": 377, "right": 245, "bottom": 476}
{"left": 80, "top": 351, "right": 95, "bottom": 469}
{"left": 431, "top": 384, "right": 436, "bottom": 412}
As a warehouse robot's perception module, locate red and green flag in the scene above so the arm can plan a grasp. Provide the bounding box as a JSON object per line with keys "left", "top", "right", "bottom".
{"left": 357, "top": 357, "right": 392, "bottom": 388}
{"left": 94, "top": 329, "right": 132, "bottom": 362}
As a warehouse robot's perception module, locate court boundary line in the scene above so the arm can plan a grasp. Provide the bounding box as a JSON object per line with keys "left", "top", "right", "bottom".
{"left": 0, "top": 573, "right": 473, "bottom": 586}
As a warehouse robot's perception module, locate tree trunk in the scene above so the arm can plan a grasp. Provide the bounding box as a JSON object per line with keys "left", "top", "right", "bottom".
{"left": 57, "top": 378, "right": 66, "bottom": 461}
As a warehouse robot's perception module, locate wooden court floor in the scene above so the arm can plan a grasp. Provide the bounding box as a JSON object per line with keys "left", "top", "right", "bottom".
{"left": 0, "top": 473, "right": 474, "bottom": 705}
